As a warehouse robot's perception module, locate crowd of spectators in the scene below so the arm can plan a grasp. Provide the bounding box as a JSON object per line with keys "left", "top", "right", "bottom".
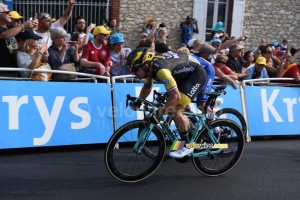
{"left": 0, "top": 1, "right": 299, "bottom": 85}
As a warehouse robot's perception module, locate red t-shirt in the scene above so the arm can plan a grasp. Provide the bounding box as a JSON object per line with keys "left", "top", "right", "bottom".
{"left": 213, "top": 64, "right": 233, "bottom": 75}
{"left": 81, "top": 41, "right": 112, "bottom": 75}
{"left": 280, "top": 63, "right": 300, "bottom": 79}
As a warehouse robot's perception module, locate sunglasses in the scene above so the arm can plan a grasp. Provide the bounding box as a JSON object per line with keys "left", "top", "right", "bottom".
{"left": 212, "top": 43, "right": 220, "bottom": 47}
{"left": 235, "top": 49, "right": 243, "bottom": 52}
{"left": 77, "top": 21, "right": 86, "bottom": 24}
{"left": 265, "top": 51, "right": 273, "bottom": 54}
{"left": 39, "top": 13, "right": 50, "bottom": 20}
{"left": 217, "top": 61, "right": 226, "bottom": 64}
{"left": 12, "top": 19, "right": 21, "bottom": 22}
{"left": 0, "top": 11, "right": 10, "bottom": 15}
{"left": 131, "top": 66, "right": 139, "bottom": 73}
{"left": 257, "top": 64, "right": 266, "bottom": 67}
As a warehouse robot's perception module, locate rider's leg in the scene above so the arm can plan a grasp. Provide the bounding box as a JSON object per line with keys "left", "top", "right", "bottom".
{"left": 172, "top": 104, "right": 190, "bottom": 143}
{"left": 196, "top": 101, "right": 206, "bottom": 113}
{"left": 169, "top": 104, "right": 194, "bottom": 158}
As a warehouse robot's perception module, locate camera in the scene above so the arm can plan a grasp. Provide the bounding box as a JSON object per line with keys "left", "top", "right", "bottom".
{"left": 159, "top": 22, "right": 167, "bottom": 28}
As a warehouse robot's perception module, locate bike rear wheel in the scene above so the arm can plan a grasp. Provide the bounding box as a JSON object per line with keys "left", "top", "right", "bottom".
{"left": 215, "top": 108, "right": 247, "bottom": 137}
{"left": 192, "top": 119, "right": 244, "bottom": 176}
{"left": 105, "top": 120, "right": 166, "bottom": 182}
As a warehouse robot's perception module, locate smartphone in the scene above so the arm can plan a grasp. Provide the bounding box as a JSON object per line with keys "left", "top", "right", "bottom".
{"left": 34, "top": 13, "right": 37, "bottom": 20}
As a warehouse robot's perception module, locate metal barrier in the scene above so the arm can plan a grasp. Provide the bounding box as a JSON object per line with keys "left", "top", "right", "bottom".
{"left": 0, "top": 67, "right": 110, "bottom": 83}
{"left": 242, "top": 78, "right": 297, "bottom": 87}
{"left": 13, "top": 0, "right": 109, "bottom": 33}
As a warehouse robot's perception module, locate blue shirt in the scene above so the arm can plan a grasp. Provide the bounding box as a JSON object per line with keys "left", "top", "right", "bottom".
{"left": 181, "top": 24, "right": 196, "bottom": 45}
{"left": 241, "top": 65, "right": 269, "bottom": 81}
{"left": 192, "top": 55, "right": 215, "bottom": 102}
{"left": 48, "top": 45, "right": 77, "bottom": 69}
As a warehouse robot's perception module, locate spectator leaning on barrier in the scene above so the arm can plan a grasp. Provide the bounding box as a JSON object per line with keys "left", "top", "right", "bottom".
{"left": 0, "top": 3, "right": 38, "bottom": 77}
{"left": 16, "top": 30, "right": 48, "bottom": 78}
{"left": 226, "top": 44, "right": 249, "bottom": 80}
{"left": 48, "top": 27, "right": 79, "bottom": 72}
{"left": 280, "top": 60, "right": 300, "bottom": 83}
{"left": 241, "top": 56, "right": 269, "bottom": 84}
{"left": 213, "top": 54, "right": 239, "bottom": 89}
{"left": 80, "top": 26, "right": 112, "bottom": 76}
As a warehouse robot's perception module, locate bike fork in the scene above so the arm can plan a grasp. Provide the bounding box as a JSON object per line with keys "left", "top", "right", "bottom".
{"left": 133, "top": 123, "right": 155, "bottom": 154}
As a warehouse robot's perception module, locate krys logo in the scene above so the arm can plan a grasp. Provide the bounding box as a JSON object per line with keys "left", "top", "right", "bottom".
{"left": 2, "top": 95, "right": 91, "bottom": 146}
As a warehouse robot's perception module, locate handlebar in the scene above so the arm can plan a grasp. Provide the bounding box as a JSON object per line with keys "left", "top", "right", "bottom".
{"left": 153, "top": 90, "right": 168, "bottom": 104}
{"left": 126, "top": 94, "right": 163, "bottom": 124}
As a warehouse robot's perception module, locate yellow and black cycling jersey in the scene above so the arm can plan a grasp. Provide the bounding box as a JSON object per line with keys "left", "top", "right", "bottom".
{"left": 145, "top": 51, "right": 207, "bottom": 107}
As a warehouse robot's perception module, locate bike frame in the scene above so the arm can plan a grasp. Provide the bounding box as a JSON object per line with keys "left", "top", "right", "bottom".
{"left": 134, "top": 105, "right": 224, "bottom": 158}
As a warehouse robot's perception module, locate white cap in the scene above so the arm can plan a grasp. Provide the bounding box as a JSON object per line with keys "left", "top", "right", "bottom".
{"left": 187, "top": 38, "right": 196, "bottom": 48}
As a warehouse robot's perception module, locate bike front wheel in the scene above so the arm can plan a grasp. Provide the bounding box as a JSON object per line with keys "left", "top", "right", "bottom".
{"left": 192, "top": 119, "right": 244, "bottom": 176}
{"left": 215, "top": 108, "right": 247, "bottom": 138}
{"left": 105, "top": 120, "right": 166, "bottom": 183}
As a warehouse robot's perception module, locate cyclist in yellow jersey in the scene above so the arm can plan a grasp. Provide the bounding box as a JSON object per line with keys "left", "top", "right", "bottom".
{"left": 127, "top": 47, "right": 207, "bottom": 158}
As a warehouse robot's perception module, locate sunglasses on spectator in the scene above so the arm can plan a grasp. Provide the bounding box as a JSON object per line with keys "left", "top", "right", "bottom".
{"left": 77, "top": 21, "right": 86, "bottom": 24}
{"left": 235, "top": 49, "right": 243, "bottom": 51}
{"left": 39, "top": 13, "right": 50, "bottom": 20}
{"left": 265, "top": 51, "right": 273, "bottom": 54}
{"left": 0, "top": 11, "right": 10, "bottom": 14}
{"left": 217, "top": 61, "right": 226, "bottom": 64}
{"left": 212, "top": 43, "right": 220, "bottom": 47}
{"left": 100, "top": 34, "right": 108, "bottom": 37}
{"left": 257, "top": 64, "right": 266, "bottom": 67}
{"left": 12, "top": 19, "right": 21, "bottom": 22}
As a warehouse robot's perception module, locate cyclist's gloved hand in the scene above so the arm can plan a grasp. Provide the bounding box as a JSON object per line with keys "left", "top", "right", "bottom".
{"left": 129, "top": 99, "right": 142, "bottom": 111}
{"left": 156, "top": 95, "right": 167, "bottom": 104}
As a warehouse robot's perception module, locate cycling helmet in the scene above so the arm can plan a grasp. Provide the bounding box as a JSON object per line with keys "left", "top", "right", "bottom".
{"left": 127, "top": 47, "right": 154, "bottom": 72}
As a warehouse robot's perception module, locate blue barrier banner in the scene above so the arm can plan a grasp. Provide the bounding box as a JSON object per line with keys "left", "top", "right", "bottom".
{"left": 244, "top": 86, "right": 300, "bottom": 136}
{"left": 212, "top": 86, "right": 243, "bottom": 114}
{"left": 0, "top": 81, "right": 113, "bottom": 149}
{"left": 113, "top": 83, "right": 243, "bottom": 129}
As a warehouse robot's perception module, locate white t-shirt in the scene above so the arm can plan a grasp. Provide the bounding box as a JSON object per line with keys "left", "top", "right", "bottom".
{"left": 242, "top": 64, "right": 254, "bottom": 73}
{"left": 35, "top": 20, "right": 63, "bottom": 48}
{"left": 16, "top": 51, "right": 36, "bottom": 78}
{"left": 213, "top": 32, "right": 223, "bottom": 39}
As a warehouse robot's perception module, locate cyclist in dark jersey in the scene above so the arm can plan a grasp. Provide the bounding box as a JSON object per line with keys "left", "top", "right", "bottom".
{"left": 127, "top": 47, "right": 207, "bottom": 158}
